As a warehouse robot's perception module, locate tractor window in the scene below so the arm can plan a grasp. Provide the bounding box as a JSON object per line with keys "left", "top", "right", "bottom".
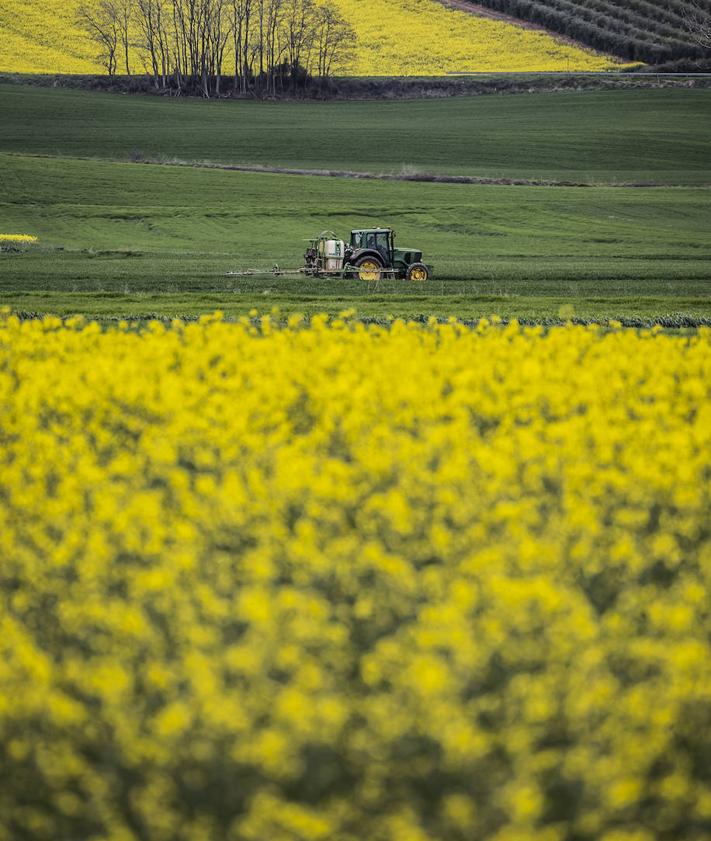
{"left": 375, "top": 232, "right": 390, "bottom": 254}
{"left": 351, "top": 231, "right": 391, "bottom": 257}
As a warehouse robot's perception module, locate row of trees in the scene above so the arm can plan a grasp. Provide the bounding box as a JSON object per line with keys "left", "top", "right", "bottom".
{"left": 470, "top": 0, "right": 711, "bottom": 66}
{"left": 78, "top": 0, "right": 356, "bottom": 96}
{"left": 684, "top": 1, "right": 711, "bottom": 52}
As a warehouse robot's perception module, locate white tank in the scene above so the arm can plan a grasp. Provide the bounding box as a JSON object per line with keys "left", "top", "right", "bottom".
{"left": 323, "top": 239, "right": 344, "bottom": 258}
{"left": 322, "top": 239, "right": 344, "bottom": 271}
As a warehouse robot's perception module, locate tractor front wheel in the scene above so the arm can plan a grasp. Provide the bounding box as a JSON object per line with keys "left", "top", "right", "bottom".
{"left": 407, "top": 263, "right": 429, "bottom": 282}
{"left": 355, "top": 257, "right": 383, "bottom": 282}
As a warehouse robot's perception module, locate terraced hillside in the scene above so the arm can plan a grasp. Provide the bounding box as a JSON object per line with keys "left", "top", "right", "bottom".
{"left": 0, "top": 0, "right": 621, "bottom": 76}
{"left": 472, "top": 0, "right": 711, "bottom": 67}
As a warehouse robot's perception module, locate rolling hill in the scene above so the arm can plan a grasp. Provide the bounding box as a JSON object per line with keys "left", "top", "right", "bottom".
{"left": 0, "top": 0, "right": 623, "bottom": 76}
{"left": 470, "top": 0, "right": 711, "bottom": 67}
{"left": 1, "top": 83, "right": 709, "bottom": 321}
{"left": 3, "top": 84, "right": 709, "bottom": 185}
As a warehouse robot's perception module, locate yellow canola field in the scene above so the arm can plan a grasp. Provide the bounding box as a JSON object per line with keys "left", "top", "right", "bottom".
{"left": 336, "top": 0, "right": 618, "bottom": 74}
{"left": 0, "top": 0, "right": 96, "bottom": 74}
{"left": 0, "top": 234, "right": 38, "bottom": 243}
{"left": 0, "top": 0, "right": 619, "bottom": 76}
{"left": 1, "top": 313, "right": 710, "bottom": 841}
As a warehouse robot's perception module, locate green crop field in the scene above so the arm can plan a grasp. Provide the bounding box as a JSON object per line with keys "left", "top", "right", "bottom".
{"left": 2, "top": 84, "right": 710, "bottom": 185}
{"left": 1, "top": 84, "right": 709, "bottom": 321}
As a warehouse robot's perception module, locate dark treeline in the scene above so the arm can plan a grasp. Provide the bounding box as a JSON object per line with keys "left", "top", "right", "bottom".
{"left": 469, "top": 0, "right": 711, "bottom": 68}
{"left": 78, "top": 0, "right": 356, "bottom": 97}
{"left": 6, "top": 71, "right": 709, "bottom": 101}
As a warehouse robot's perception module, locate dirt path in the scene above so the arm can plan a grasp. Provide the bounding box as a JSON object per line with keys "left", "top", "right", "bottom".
{"left": 136, "top": 157, "right": 688, "bottom": 188}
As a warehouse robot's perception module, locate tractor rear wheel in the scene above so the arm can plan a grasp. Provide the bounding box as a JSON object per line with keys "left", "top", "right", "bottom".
{"left": 407, "top": 263, "right": 429, "bottom": 282}
{"left": 355, "top": 256, "right": 383, "bottom": 282}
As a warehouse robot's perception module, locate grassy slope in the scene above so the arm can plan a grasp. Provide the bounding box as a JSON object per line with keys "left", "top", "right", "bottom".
{"left": 1, "top": 84, "right": 708, "bottom": 321}
{"left": 2, "top": 152, "right": 709, "bottom": 320}
{"left": 0, "top": 0, "right": 617, "bottom": 76}
{"left": 2, "top": 85, "right": 710, "bottom": 185}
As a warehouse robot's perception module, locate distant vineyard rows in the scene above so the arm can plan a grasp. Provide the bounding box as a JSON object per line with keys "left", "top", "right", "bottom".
{"left": 471, "top": 0, "right": 711, "bottom": 67}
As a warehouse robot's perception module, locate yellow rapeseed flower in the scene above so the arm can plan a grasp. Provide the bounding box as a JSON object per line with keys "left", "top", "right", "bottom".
{"left": 0, "top": 314, "right": 709, "bottom": 840}
{"left": 0, "top": 234, "right": 38, "bottom": 243}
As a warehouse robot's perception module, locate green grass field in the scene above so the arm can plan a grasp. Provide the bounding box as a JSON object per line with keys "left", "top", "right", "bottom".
{"left": 1, "top": 84, "right": 709, "bottom": 320}
{"left": 2, "top": 84, "right": 710, "bottom": 185}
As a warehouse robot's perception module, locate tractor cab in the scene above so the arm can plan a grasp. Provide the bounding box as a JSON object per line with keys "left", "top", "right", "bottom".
{"left": 350, "top": 228, "right": 394, "bottom": 266}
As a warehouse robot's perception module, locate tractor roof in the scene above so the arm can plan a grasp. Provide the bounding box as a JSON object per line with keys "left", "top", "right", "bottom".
{"left": 351, "top": 228, "right": 391, "bottom": 234}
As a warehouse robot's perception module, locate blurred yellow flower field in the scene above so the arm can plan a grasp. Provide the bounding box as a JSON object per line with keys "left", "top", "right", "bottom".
{"left": 0, "top": 234, "right": 38, "bottom": 243}
{"left": 1, "top": 312, "right": 710, "bottom": 840}
{"left": 0, "top": 0, "right": 619, "bottom": 76}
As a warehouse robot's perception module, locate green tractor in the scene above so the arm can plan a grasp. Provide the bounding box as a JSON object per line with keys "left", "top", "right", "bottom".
{"left": 304, "top": 228, "right": 431, "bottom": 281}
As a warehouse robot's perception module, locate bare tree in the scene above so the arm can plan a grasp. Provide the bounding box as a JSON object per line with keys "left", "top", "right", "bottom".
{"left": 683, "top": 1, "right": 711, "bottom": 51}
{"left": 117, "top": 0, "right": 135, "bottom": 74}
{"left": 283, "top": 0, "right": 316, "bottom": 90}
{"left": 264, "top": 0, "right": 287, "bottom": 94}
{"left": 229, "top": 0, "right": 253, "bottom": 93}
{"left": 131, "top": 0, "right": 356, "bottom": 96}
{"left": 77, "top": 2, "right": 121, "bottom": 76}
{"left": 203, "top": 0, "right": 231, "bottom": 96}
{"left": 136, "top": 0, "right": 170, "bottom": 88}
{"left": 257, "top": 0, "right": 266, "bottom": 81}
{"left": 313, "top": 1, "right": 354, "bottom": 80}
